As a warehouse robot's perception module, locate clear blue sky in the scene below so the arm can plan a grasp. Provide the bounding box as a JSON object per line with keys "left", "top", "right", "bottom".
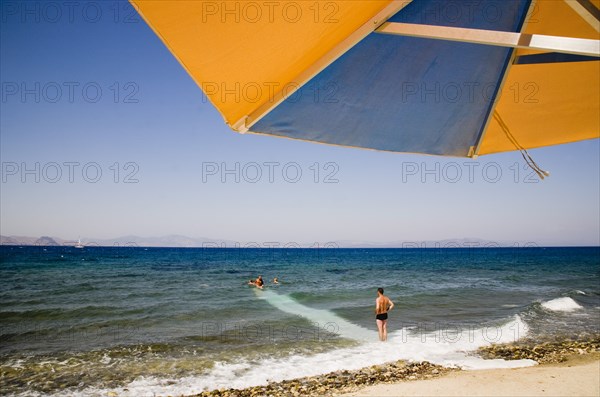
{"left": 1, "top": 1, "right": 599, "bottom": 246}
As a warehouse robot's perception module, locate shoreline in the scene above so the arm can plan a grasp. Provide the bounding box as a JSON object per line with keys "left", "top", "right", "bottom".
{"left": 190, "top": 337, "right": 600, "bottom": 397}
{"left": 340, "top": 356, "right": 600, "bottom": 397}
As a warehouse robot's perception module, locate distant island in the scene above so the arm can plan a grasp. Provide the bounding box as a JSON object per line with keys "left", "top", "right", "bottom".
{"left": 0, "top": 234, "right": 558, "bottom": 248}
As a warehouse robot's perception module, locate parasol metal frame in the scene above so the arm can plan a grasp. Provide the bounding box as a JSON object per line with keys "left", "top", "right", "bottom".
{"left": 376, "top": 22, "right": 600, "bottom": 57}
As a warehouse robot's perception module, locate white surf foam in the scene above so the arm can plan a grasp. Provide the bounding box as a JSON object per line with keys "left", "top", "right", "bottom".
{"left": 56, "top": 293, "right": 536, "bottom": 397}
{"left": 541, "top": 297, "right": 583, "bottom": 312}
{"left": 256, "top": 289, "right": 376, "bottom": 341}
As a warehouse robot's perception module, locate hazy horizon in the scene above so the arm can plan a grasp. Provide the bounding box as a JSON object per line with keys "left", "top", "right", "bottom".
{"left": 2, "top": 2, "right": 599, "bottom": 247}
{"left": 1, "top": 233, "right": 598, "bottom": 248}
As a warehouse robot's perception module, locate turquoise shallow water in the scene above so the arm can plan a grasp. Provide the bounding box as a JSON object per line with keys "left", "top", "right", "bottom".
{"left": 1, "top": 246, "right": 599, "bottom": 395}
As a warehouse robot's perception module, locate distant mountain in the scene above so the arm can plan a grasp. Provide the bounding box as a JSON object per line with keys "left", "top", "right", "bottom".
{"left": 0, "top": 235, "right": 21, "bottom": 245}
{"left": 0, "top": 234, "right": 235, "bottom": 248}
{"left": 1, "top": 235, "right": 43, "bottom": 245}
{"left": 34, "top": 236, "right": 60, "bottom": 246}
{"left": 335, "top": 238, "right": 516, "bottom": 248}
{"left": 1, "top": 235, "right": 534, "bottom": 248}
{"left": 90, "top": 235, "right": 237, "bottom": 248}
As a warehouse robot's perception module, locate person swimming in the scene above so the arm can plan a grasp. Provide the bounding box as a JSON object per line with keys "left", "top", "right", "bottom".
{"left": 255, "top": 275, "right": 264, "bottom": 289}
{"left": 273, "top": 277, "right": 279, "bottom": 284}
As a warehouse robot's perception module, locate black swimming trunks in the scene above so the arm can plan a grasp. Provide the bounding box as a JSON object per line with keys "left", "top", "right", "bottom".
{"left": 376, "top": 313, "right": 388, "bottom": 321}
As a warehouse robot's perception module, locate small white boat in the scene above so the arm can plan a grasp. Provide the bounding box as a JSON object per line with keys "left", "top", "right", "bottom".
{"left": 75, "top": 238, "right": 84, "bottom": 249}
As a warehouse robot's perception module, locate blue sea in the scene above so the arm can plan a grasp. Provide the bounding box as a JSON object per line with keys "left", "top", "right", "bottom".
{"left": 1, "top": 246, "right": 599, "bottom": 396}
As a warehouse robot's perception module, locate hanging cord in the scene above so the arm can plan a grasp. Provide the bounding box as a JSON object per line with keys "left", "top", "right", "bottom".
{"left": 493, "top": 111, "right": 550, "bottom": 180}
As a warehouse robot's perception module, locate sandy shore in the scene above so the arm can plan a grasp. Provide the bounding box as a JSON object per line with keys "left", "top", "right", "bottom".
{"left": 191, "top": 340, "right": 599, "bottom": 397}
{"left": 340, "top": 356, "right": 600, "bottom": 397}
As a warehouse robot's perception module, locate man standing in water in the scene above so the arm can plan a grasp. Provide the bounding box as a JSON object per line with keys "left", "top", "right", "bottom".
{"left": 375, "top": 287, "right": 394, "bottom": 341}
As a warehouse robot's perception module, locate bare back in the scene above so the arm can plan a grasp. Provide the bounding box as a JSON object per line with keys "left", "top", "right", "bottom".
{"left": 376, "top": 296, "right": 391, "bottom": 314}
